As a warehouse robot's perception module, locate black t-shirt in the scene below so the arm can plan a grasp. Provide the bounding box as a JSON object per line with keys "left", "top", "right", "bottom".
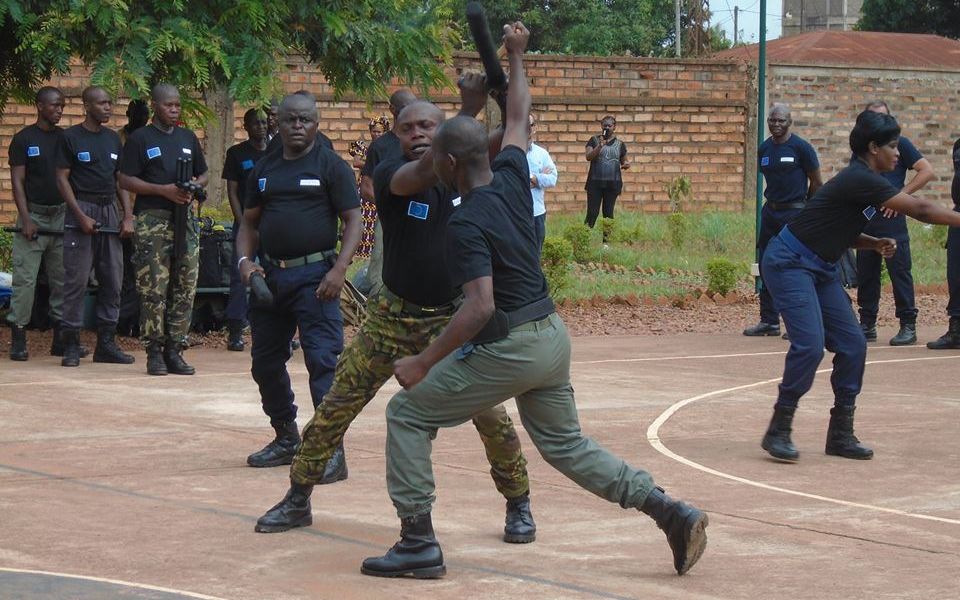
{"left": 447, "top": 146, "right": 549, "bottom": 311}
{"left": 118, "top": 124, "right": 207, "bottom": 213}
{"left": 245, "top": 141, "right": 359, "bottom": 260}
{"left": 265, "top": 130, "right": 333, "bottom": 156}
{"left": 788, "top": 158, "right": 901, "bottom": 263}
{"left": 585, "top": 135, "right": 627, "bottom": 188}
{"left": 952, "top": 138, "right": 960, "bottom": 208}
{"left": 361, "top": 131, "right": 402, "bottom": 180}
{"left": 372, "top": 156, "right": 461, "bottom": 306}
{"left": 7, "top": 124, "right": 64, "bottom": 205}
{"left": 758, "top": 134, "right": 819, "bottom": 204}
{"left": 57, "top": 125, "right": 122, "bottom": 196}
{"left": 222, "top": 140, "right": 267, "bottom": 210}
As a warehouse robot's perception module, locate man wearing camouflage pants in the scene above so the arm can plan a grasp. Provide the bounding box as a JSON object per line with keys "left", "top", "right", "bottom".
{"left": 254, "top": 88, "right": 536, "bottom": 546}
{"left": 118, "top": 84, "right": 207, "bottom": 376}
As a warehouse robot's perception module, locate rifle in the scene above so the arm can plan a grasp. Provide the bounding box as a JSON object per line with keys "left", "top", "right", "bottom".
{"left": 4, "top": 223, "right": 122, "bottom": 240}
{"left": 174, "top": 156, "right": 206, "bottom": 258}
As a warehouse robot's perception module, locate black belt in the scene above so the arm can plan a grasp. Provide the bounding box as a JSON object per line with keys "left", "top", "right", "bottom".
{"left": 767, "top": 201, "right": 805, "bottom": 211}
{"left": 381, "top": 287, "right": 459, "bottom": 317}
{"left": 262, "top": 249, "right": 336, "bottom": 269}
{"left": 77, "top": 194, "right": 117, "bottom": 206}
{"left": 472, "top": 296, "right": 556, "bottom": 345}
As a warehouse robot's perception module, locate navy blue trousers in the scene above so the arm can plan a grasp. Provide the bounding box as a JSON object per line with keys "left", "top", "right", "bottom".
{"left": 756, "top": 203, "right": 803, "bottom": 325}
{"left": 946, "top": 219, "right": 960, "bottom": 317}
{"left": 534, "top": 213, "right": 546, "bottom": 252}
{"left": 762, "top": 227, "right": 866, "bottom": 409}
{"left": 856, "top": 239, "right": 917, "bottom": 325}
{"left": 249, "top": 260, "right": 343, "bottom": 426}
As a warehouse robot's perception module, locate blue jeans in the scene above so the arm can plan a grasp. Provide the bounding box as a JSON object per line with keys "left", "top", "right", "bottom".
{"left": 534, "top": 213, "right": 546, "bottom": 252}
{"left": 762, "top": 227, "right": 866, "bottom": 409}
{"left": 249, "top": 260, "right": 344, "bottom": 426}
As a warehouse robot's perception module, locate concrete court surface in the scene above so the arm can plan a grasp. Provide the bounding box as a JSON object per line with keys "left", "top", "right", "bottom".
{"left": 1, "top": 326, "right": 958, "bottom": 600}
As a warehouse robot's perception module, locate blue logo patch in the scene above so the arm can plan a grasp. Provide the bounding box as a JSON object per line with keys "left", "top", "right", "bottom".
{"left": 77, "top": 151, "right": 91, "bottom": 162}
{"left": 407, "top": 201, "right": 429, "bottom": 220}
{"left": 26, "top": 146, "right": 40, "bottom": 157}
{"left": 258, "top": 178, "right": 267, "bottom": 192}
{"left": 863, "top": 206, "right": 877, "bottom": 220}
{"left": 241, "top": 159, "right": 255, "bottom": 170}
{"left": 146, "top": 147, "right": 162, "bottom": 159}
{"left": 760, "top": 156, "right": 770, "bottom": 166}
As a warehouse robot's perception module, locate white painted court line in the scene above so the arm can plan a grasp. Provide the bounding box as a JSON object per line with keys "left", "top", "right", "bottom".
{"left": 0, "top": 567, "right": 229, "bottom": 599}
{"left": 645, "top": 354, "right": 960, "bottom": 526}
{"left": 573, "top": 344, "right": 925, "bottom": 365}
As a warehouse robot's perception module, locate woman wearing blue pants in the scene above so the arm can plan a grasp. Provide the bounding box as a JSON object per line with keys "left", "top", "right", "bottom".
{"left": 761, "top": 110, "right": 960, "bottom": 462}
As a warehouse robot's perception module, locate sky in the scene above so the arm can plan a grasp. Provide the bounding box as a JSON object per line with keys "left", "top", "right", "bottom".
{"left": 711, "top": 0, "right": 783, "bottom": 45}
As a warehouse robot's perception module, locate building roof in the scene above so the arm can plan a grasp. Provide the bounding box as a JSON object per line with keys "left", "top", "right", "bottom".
{"left": 712, "top": 30, "right": 960, "bottom": 70}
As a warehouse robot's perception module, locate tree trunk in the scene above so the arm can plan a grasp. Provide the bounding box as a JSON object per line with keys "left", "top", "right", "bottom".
{"left": 202, "top": 83, "right": 233, "bottom": 210}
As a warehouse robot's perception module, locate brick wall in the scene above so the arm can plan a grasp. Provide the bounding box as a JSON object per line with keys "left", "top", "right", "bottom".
{"left": 0, "top": 53, "right": 753, "bottom": 223}
{"left": 762, "top": 64, "right": 960, "bottom": 204}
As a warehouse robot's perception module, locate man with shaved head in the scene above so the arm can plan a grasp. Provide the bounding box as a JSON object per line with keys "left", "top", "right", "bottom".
{"left": 119, "top": 83, "right": 208, "bottom": 375}
{"left": 6, "top": 86, "right": 71, "bottom": 360}
{"left": 361, "top": 22, "right": 707, "bottom": 579}
{"left": 264, "top": 91, "right": 333, "bottom": 156}
{"left": 55, "top": 86, "right": 135, "bottom": 366}
{"left": 236, "top": 92, "right": 362, "bottom": 471}
{"left": 254, "top": 86, "right": 536, "bottom": 547}
{"left": 743, "top": 102, "right": 822, "bottom": 338}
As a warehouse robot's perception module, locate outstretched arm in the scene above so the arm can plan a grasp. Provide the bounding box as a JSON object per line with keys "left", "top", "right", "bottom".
{"left": 500, "top": 21, "right": 531, "bottom": 151}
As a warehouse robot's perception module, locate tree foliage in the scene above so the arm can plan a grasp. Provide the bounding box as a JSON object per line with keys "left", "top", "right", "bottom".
{"left": 0, "top": 0, "right": 458, "bottom": 117}
{"left": 858, "top": 0, "right": 960, "bottom": 39}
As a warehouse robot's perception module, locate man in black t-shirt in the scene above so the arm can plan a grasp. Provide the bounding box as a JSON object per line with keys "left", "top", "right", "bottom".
{"left": 356, "top": 89, "right": 416, "bottom": 297}
{"left": 255, "top": 88, "right": 535, "bottom": 548}
{"left": 360, "top": 22, "right": 707, "bottom": 580}
{"left": 236, "top": 92, "right": 362, "bottom": 470}
{"left": 55, "top": 86, "right": 135, "bottom": 367}
{"left": 6, "top": 87, "right": 70, "bottom": 361}
{"left": 118, "top": 83, "right": 208, "bottom": 376}
{"left": 584, "top": 115, "right": 629, "bottom": 243}
{"left": 221, "top": 108, "right": 268, "bottom": 351}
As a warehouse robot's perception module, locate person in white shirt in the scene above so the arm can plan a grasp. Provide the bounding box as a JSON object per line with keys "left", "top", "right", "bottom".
{"left": 525, "top": 113, "right": 558, "bottom": 250}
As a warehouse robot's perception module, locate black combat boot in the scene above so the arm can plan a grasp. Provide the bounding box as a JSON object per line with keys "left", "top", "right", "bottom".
{"left": 163, "top": 341, "right": 195, "bottom": 375}
{"left": 503, "top": 493, "right": 537, "bottom": 543}
{"left": 761, "top": 404, "right": 799, "bottom": 461}
{"left": 927, "top": 316, "right": 960, "bottom": 349}
{"left": 226, "top": 319, "right": 245, "bottom": 352}
{"left": 743, "top": 321, "right": 780, "bottom": 337}
{"left": 825, "top": 405, "right": 874, "bottom": 460}
{"left": 639, "top": 487, "right": 709, "bottom": 576}
{"left": 49, "top": 321, "right": 89, "bottom": 358}
{"left": 93, "top": 324, "right": 135, "bottom": 364}
{"left": 860, "top": 321, "right": 877, "bottom": 342}
{"left": 889, "top": 320, "right": 917, "bottom": 346}
{"left": 361, "top": 513, "right": 446, "bottom": 579}
{"left": 9, "top": 325, "right": 28, "bottom": 361}
{"left": 247, "top": 420, "right": 300, "bottom": 468}
{"left": 317, "top": 443, "right": 348, "bottom": 484}
{"left": 146, "top": 343, "right": 168, "bottom": 376}
{"left": 60, "top": 328, "right": 81, "bottom": 367}
{"left": 254, "top": 482, "right": 314, "bottom": 533}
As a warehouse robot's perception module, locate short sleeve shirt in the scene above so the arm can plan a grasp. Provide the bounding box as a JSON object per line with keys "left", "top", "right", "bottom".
{"left": 7, "top": 125, "right": 64, "bottom": 205}
{"left": 585, "top": 136, "right": 627, "bottom": 188}
{"left": 758, "top": 134, "right": 819, "bottom": 204}
{"left": 222, "top": 140, "right": 267, "bottom": 210}
{"left": 57, "top": 125, "right": 122, "bottom": 196}
{"left": 361, "top": 131, "right": 402, "bottom": 181}
{"left": 245, "top": 142, "right": 359, "bottom": 260}
{"left": 372, "top": 156, "right": 460, "bottom": 306}
{"left": 863, "top": 136, "right": 923, "bottom": 238}
{"left": 118, "top": 124, "right": 207, "bottom": 213}
{"left": 788, "top": 158, "right": 901, "bottom": 263}
{"left": 446, "top": 145, "right": 549, "bottom": 312}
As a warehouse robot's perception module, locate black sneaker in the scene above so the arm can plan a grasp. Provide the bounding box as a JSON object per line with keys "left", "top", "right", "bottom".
{"left": 743, "top": 322, "right": 780, "bottom": 337}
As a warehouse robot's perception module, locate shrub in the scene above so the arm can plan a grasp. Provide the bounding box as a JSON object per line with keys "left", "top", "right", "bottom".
{"left": 0, "top": 228, "right": 12, "bottom": 272}
{"left": 667, "top": 212, "right": 688, "bottom": 249}
{"left": 706, "top": 257, "right": 738, "bottom": 295}
{"left": 563, "top": 223, "right": 593, "bottom": 263}
{"left": 599, "top": 217, "right": 616, "bottom": 242}
{"left": 665, "top": 175, "right": 692, "bottom": 213}
{"left": 541, "top": 236, "right": 574, "bottom": 296}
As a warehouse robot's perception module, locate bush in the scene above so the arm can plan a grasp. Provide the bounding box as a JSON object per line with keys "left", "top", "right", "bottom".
{"left": 0, "top": 228, "right": 12, "bottom": 272}
{"left": 599, "top": 217, "right": 616, "bottom": 242}
{"left": 541, "top": 236, "right": 574, "bottom": 296}
{"left": 706, "top": 257, "right": 738, "bottom": 295}
{"left": 563, "top": 223, "right": 593, "bottom": 263}
{"left": 667, "top": 212, "right": 688, "bottom": 249}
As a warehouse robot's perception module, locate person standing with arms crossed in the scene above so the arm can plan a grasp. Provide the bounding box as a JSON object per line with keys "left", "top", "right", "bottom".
{"left": 55, "top": 86, "right": 136, "bottom": 367}
{"left": 526, "top": 112, "right": 557, "bottom": 251}
{"left": 119, "top": 83, "right": 208, "bottom": 376}
{"left": 584, "top": 115, "right": 629, "bottom": 244}
{"left": 743, "top": 103, "right": 822, "bottom": 338}
{"left": 856, "top": 100, "right": 935, "bottom": 346}
{"left": 360, "top": 22, "right": 707, "bottom": 580}
{"left": 926, "top": 136, "right": 960, "bottom": 349}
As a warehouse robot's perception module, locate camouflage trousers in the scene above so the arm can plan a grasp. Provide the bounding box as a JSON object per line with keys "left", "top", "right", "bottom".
{"left": 290, "top": 290, "right": 530, "bottom": 499}
{"left": 133, "top": 209, "right": 199, "bottom": 347}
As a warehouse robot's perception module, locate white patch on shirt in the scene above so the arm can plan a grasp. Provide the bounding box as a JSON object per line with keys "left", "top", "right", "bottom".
{"left": 182, "top": 148, "right": 192, "bottom": 154}
{"left": 300, "top": 179, "right": 321, "bottom": 187}
{"left": 451, "top": 196, "right": 462, "bottom": 207}
{"left": 110, "top": 153, "right": 118, "bottom": 160}
{"left": 780, "top": 156, "right": 795, "bottom": 163}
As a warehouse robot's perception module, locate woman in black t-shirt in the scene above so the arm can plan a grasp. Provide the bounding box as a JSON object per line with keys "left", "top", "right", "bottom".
{"left": 759, "top": 110, "right": 960, "bottom": 463}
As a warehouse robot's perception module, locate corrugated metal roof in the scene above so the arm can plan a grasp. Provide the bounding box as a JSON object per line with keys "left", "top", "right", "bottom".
{"left": 712, "top": 30, "right": 960, "bottom": 69}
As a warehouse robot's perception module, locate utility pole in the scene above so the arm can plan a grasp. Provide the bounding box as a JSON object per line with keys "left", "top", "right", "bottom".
{"left": 734, "top": 5, "right": 738, "bottom": 44}
{"left": 675, "top": 0, "right": 682, "bottom": 57}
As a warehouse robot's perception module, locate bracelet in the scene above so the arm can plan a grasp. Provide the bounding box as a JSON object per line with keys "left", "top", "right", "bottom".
{"left": 237, "top": 256, "right": 249, "bottom": 270}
